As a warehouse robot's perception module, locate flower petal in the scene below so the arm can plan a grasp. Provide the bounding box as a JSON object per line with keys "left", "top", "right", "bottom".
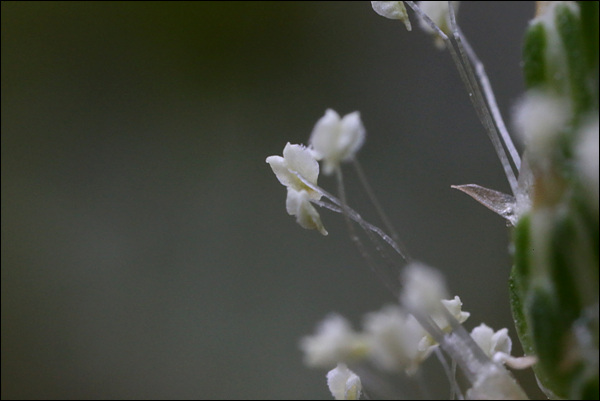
{"left": 282, "top": 142, "right": 320, "bottom": 186}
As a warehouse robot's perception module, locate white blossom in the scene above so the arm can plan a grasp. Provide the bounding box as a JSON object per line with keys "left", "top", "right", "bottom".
{"left": 286, "top": 188, "right": 328, "bottom": 235}
{"left": 371, "top": 1, "right": 412, "bottom": 30}
{"left": 418, "top": 296, "right": 471, "bottom": 352}
{"left": 326, "top": 363, "right": 362, "bottom": 400}
{"left": 400, "top": 262, "right": 449, "bottom": 315}
{"left": 440, "top": 296, "right": 471, "bottom": 327}
{"left": 300, "top": 314, "right": 367, "bottom": 368}
{"left": 417, "top": 1, "right": 460, "bottom": 48}
{"left": 470, "top": 323, "right": 512, "bottom": 359}
{"left": 309, "top": 109, "right": 366, "bottom": 175}
{"left": 363, "top": 305, "right": 431, "bottom": 375}
{"left": 266, "top": 142, "right": 321, "bottom": 199}
{"left": 267, "top": 143, "right": 327, "bottom": 234}
{"left": 470, "top": 323, "right": 537, "bottom": 370}
{"left": 513, "top": 90, "right": 571, "bottom": 164}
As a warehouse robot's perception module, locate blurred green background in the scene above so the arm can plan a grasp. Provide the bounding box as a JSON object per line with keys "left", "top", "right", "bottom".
{"left": 2, "top": 1, "right": 542, "bottom": 399}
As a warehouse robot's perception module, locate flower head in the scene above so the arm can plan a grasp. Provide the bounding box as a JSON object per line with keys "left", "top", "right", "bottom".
{"left": 300, "top": 314, "right": 367, "bottom": 368}
{"left": 267, "top": 143, "right": 328, "bottom": 234}
{"left": 363, "top": 305, "right": 432, "bottom": 375}
{"left": 416, "top": 296, "right": 471, "bottom": 353}
{"left": 266, "top": 142, "right": 321, "bottom": 199}
{"left": 400, "top": 261, "right": 449, "bottom": 315}
{"left": 440, "top": 296, "right": 471, "bottom": 327}
{"left": 371, "top": 1, "right": 412, "bottom": 31}
{"left": 309, "top": 109, "right": 366, "bottom": 175}
{"left": 470, "top": 323, "right": 537, "bottom": 370}
{"left": 417, "top": 1, "right": 460, "bottom": 48}
{"left": 470, "top": 323, "right": 511, "bottom": 359}
{"left": 326, "top": 363, "right": 362, "bottom": 400}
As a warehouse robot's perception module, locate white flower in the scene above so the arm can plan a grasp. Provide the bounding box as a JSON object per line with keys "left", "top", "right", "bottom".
{"left": 513, "top": 90, "right": 571, "bottom": 164}
{"left": 371, "top": 1, "right": 412, "bottom": 30}
{"left": 309, "top": 109, "right": 366, "bottom": 175}
{"left": 300, "top": 314, "right": 367, "bottom": 368}
{"left": 267, "top": 143, "right": 327, "bottom": 234}
{"left": 470, "top": 323, "right": 537, "bottom": 370}
{"left": 417, "top": 296, "right": 471, "bottom": 352}
{"left": 439, "top": 296, "right": 471, "bottom": 327}
{"left": 363, "top": 305, "right": 433, "bottom": 375}
{"left": 470, "top": 323, "right": 511, "bottom": 359}
{"left": 400, "top": 262, "right": 449, "bottom": 315}
{"left": 286, "top": 188, "right": 328, "bottom": 235}
{"left": 417, "top": 1, "right": 460, "bottom": 48}
{"left": 326, "top": 363, "right": 362, "bottom": 400}
{"left": 266, "top": 142, "right": 321, "bottom": 199}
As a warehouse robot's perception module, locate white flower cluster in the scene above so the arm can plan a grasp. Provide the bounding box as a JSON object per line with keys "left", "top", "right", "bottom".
{"left": 300, "top": 298, "right": 469, "bottom": 376}
{"left": 300, "top": 262, "right": 534, "bottom": 398}
{"left": 301, "top": 263, "right": 472, "bottom": 376}
{"left": 266, "top": 109, "right": 366, "bottom": 235}
{"left": 267, "top": 3, "right": 551, "bottom": 398}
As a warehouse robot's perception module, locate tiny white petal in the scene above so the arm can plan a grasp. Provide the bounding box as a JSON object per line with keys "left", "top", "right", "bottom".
{"left": 265, "top": 155, "right": 290, "bottom": 186}
{"left": 327, "top": 363, "right": 362, "bottom": 400}
{"left": 371, "top": 1, "right": 412, "bottom": 30}
{"left": 282, "top": 142, "right": 320, "bottom": 185}
{"left": 310, "top": 109, "right": 341, "bottom": 160}
{"left": 340, "top": 112, "right": 366, "bottom": 159}
{"left": 286, "top": 189, "right": 328, "bottom": 235}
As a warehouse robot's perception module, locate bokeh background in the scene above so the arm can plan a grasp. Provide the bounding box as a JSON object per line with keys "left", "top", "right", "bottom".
{"left": 2, "top": 1, "right": 544, "bottom": 399}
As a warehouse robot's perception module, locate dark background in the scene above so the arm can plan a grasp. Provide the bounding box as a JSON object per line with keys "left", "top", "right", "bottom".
{"left": 2, "top": 2, "right": 543, "bottom": 399}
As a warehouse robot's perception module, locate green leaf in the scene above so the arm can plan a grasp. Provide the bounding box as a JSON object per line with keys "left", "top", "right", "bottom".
{"left": 523, "top": 22, "right": 547, "bottom": 89}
